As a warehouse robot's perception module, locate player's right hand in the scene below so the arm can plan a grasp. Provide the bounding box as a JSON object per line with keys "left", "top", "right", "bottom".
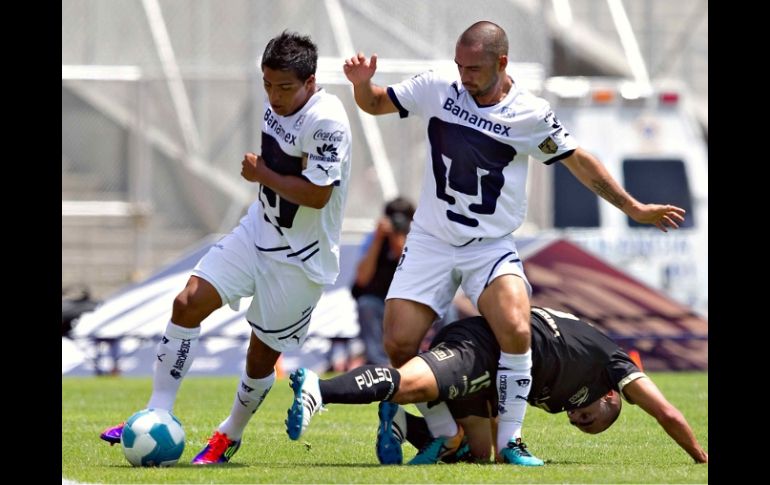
{"left": 241, "top": 152, "right": 264, "bottom": 183}
{"left": 374, "top": 216, "right": 393, "bottom": 239}
{"left": 343, "top": 52, "right": 378, "bottom": 85}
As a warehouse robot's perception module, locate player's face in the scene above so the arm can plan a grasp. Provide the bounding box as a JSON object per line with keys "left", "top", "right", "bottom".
{"left": 262, "top": 67, "right": 315, "bottom": 116}
{"left": 566, "top": 392, "right": 619, "bottom": 434}
{"left": 454, "top": 43, "right": 501, "bottom": 99}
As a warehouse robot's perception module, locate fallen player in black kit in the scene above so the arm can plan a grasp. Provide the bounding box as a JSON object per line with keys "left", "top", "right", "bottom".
{"left": 285, "top": 306, "right": 708, "bottom": 464}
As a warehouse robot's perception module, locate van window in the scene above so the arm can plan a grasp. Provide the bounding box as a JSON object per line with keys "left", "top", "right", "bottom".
{"left": 553, "top": 161, "right": 600, "bottom": 227}
{"left": 623, "top": 159, "right": 694, "bottom": 228}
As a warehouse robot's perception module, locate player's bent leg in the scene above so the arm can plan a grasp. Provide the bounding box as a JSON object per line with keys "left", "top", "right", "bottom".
{"left": 286, "top": 368, "right": 324, "bottom": 440}
{"left": 377, "top": 401, "right": 406, "bottom": 464}
{"left": 146, "top": 275, "right": 219, "bottom": 411}
{"left": 478, "top": 274, "right": 535, "bottom": 458}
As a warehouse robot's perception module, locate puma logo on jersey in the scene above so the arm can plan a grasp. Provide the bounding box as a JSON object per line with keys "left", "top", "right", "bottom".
{"left": 316, "top": 164, "right": 332, "bottom": 176}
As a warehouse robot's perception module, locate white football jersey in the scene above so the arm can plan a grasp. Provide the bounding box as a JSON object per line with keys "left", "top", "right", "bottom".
{"left": 387, "top": 70, "right": 578, "bottom": 245}
{"left": 247, "top": 88, "right": 351, "bottom": 285}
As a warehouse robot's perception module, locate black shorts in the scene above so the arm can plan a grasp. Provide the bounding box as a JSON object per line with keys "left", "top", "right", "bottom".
{"left": 417, "top": 328, "right": 499, "bottom": 419}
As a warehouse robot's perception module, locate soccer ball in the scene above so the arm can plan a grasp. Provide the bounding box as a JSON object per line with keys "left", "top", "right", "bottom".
{"left": 121, "top": 408, "right": 185, "bottom": 467}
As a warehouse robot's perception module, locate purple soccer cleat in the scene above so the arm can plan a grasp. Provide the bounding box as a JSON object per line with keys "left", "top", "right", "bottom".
{"left": 191, "top": 431, "right": 241, "bottom": 465}
{"left": 99, "top": 423, "right": 125, "bottom": 445}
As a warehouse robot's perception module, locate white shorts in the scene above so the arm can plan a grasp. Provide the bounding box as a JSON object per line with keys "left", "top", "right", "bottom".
{"left": 192, "top": 224, "right": 323, "bottom": 352}
{"left": 386, "top": 228, "right": 531, "bottom": 319}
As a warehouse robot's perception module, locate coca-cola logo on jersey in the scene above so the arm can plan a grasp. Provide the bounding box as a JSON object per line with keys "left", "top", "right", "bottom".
{"left": 313, "top": 129, "right": 345, "bottom": 142}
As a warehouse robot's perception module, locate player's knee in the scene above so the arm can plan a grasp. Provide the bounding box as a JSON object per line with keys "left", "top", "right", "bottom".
{"left": 493, "top": 315, "right": 531, "bottom": 352}
{"left": 383, "top": 337, "right": 414, "bottom": 367}
{"left": 172, "top": 290, "right": 207, "bottom": 322}
{"left": 510, "top": 318, "right": 531, "bottom": 339}
{"left": 172, "top": 292, "right": 193, "bottom": 315}
{"left": 504, "top": 306, "right": 531, "bottom": 336}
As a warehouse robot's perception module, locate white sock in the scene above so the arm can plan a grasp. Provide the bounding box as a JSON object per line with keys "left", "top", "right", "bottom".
{"left": 146, "top": 321, "right": 201, "bottom": 410}
{"left": 217, "top": 371, "right": 275, "bottom": 440}
{"left": 496, "top": 350, "right": 532, "bottom": 451}
{"left": 416, "top": 401, "right": 458, "bottom": 438}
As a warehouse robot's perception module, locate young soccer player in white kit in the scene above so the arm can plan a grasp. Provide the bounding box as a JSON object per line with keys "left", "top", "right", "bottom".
{"left": 100, "top": 31, "right": 353, "bottom": 465}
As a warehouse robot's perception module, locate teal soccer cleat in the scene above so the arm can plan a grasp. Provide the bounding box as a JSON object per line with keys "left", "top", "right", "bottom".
{"left": 286, "top": 368, "right": 324, "bottom": 440}
{"left": 500, "top": 438, "right": 544, "bottom": 466}
{"left": 407, "top": 426, "right": 465, "bottom": 465}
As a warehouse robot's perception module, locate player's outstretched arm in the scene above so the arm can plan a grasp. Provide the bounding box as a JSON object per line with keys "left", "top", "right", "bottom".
{"left": 343, "top": 52, "right": 398, "bottom": 115}
{"left": 560, "top": 148, "right": 686, "bottom": 232}
{"left": 622, "top": 377, "right": 708, "bottom": 463}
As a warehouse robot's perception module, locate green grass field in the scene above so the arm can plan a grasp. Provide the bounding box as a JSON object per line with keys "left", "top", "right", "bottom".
{"left": 62, "top": 372, "right": 707, "bottom": 483}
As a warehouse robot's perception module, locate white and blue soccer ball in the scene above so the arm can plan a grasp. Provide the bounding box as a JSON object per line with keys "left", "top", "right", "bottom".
{"left": 121, "top": 408, "right": 185, "bottom": 467}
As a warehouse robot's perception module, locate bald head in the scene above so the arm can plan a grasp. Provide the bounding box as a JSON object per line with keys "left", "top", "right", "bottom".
{"left": 567, "top": 390, "right": 623, "bottom": 434}
{"left": 458, "top": 21, "right": 508, "bottom": 59}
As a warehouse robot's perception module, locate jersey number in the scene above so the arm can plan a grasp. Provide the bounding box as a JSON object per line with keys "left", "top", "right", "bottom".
{"left": 428, "top": 117, "right": 515, "bottom": 227}
{"left": 467, "top": 371, "right": 492, "bottom": 395}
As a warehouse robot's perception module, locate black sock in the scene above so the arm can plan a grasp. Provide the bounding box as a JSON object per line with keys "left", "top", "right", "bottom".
{"left": 318, "top": 365, "right": 401, "bottom": 404}
{"left": 404, "top": 411, "right": 432, "bottom": 450}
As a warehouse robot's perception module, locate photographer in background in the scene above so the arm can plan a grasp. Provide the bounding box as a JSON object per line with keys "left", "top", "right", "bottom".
{"left": 352, "top": 197, "right": 415, "bottom": 365}
{"left": 62, "top": 286, "right": 99, "bottom": 338}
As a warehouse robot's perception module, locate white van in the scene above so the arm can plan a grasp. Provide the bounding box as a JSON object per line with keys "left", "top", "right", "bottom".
{"left": 526, "top": 77, "right": 708, "bottom": 316}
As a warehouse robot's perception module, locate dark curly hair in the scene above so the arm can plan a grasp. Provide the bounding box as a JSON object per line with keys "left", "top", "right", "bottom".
{"left": 261, "top": 31, "right": 318, "bottom": 81}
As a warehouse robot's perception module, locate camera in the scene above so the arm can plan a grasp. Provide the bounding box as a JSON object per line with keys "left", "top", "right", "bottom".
{"left": 389, "top": 212, "right": 411, "bottom": 234}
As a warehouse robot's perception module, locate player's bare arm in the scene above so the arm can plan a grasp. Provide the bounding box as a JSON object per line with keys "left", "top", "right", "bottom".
{"left": 560, "top": 148, "right": 686, "bottom": 232}
{"left": 343, "top": 52, "right": 398, "bottom": 115}
{"left": 622, "top": 377, "right": 708, "bottom": 463}
{"left": 241, "top": 152, "right": 332, "bottom": 209}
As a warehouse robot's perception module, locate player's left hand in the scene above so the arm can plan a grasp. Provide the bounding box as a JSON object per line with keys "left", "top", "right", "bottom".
{"left": 630, "top": 203, "right": 686, "bottom": 232}
{"left": 241, "top": 152, "right": 265, "bottom": 183}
